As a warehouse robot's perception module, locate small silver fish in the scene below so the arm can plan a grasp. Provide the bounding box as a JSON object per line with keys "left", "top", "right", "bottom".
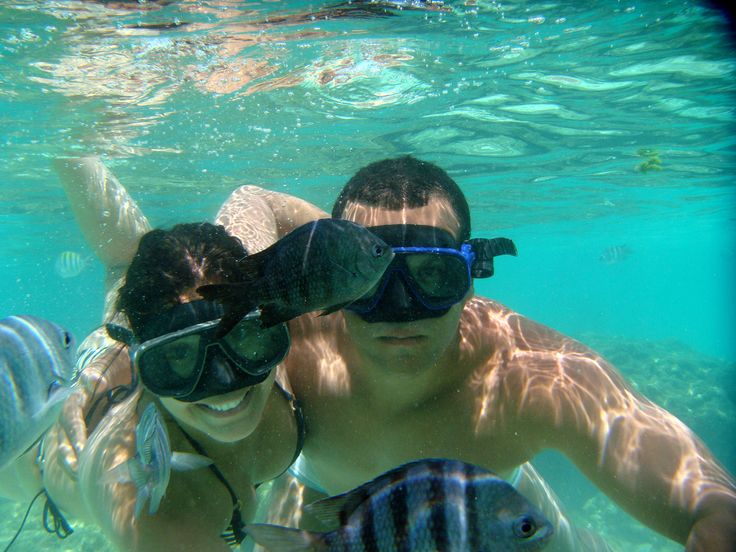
{"left": 54, "top": 250, "right": 92, "bottom": 279}
{"left": 103, "top": 403, "right": 212, "bottom": 518}
{"left": 0, "top": 315, "right": 76, "bottom": 469}
{"left": 599, "top": 244, "right": 631, "bottom": 265}
{"left": 247, "top": 458, "right": 554, "bottom": 551}
{"left": 198, "top": 219, "right": 393, "bottom": 335}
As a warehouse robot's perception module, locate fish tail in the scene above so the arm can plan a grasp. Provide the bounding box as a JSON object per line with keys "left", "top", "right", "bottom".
{"left": 170, "top": 451, "right": 213, "bottom": 471}
{"left": 30, "top": 384, "right": 71, "bottom": 423}
{"left": 102, "top": 457, "right": 155, "bottom": 519}
{"left": 245, "top": 524, "right": 327, "bottom": 552}
{"left": 100, "top": 459, "right": 133, "bottom": 485}
{"left": 134, "top": 485, "right": 151, "bottom": 519}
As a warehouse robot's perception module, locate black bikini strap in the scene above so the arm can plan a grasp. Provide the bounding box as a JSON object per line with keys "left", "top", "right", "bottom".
{"left": 177, "top": 427, "right": 247, "bottom": 544}
{"left": 274, "top": 381, "right": 306, "bottom": 468}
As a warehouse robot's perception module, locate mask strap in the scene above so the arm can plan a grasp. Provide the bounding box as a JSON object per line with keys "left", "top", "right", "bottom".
{"left": 106, "top": 323, "right": 136, "bottom": 346}
{"left": 468, "top": 237, "right": 518, "bottom": 278}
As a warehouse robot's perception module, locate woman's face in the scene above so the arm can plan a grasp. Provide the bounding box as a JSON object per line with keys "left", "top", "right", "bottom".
{"left": 160, "top": 369, "right": 276, "bottom": 443}
{"left": 152, "top": 286, "right": 277, "bottom": 443}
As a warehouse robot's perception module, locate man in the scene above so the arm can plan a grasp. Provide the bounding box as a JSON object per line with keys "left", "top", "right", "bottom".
{"left": 52, "top": 156, "right": 735, "bottom": 550}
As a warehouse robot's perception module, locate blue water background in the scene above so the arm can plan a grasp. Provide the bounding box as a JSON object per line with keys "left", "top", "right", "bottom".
{"left": 0, "top": 1, "right": 734, "bottom": 550}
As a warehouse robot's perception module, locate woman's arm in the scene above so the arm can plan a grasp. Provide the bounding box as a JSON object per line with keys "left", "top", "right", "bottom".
{"left": 52, "top": 392, "right": 234, "bottom": 551}
{"left": 42, "top": 343, "right": 136, "bottom": 517}
{"left": 54, "top": 156, "right": 151, "bottom": 270}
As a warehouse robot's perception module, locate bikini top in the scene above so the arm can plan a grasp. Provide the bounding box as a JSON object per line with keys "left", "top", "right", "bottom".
{"left": 177, "top": 382, "right": 306, "bottom": 548}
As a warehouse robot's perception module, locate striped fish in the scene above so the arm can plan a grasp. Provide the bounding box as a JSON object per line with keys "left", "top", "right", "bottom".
{"left": 598, "top": 244, "right": 631, "bottom": 265}
{"left": 247, "top": 458, "right": 554, "bottom": 551}
{"left": 0, "top": 315, "right": 76, "bottom": 469}
{"left": 198, "top": 219, "right": 393, "bottom": 335}
{"left": 102, "top": 403, "right": 212, "bottom": 519}
{"left": 54, "top": 250, "right": 92, "bottom": 279}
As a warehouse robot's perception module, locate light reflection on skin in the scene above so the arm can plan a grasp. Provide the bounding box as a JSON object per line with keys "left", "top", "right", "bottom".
{"left": 460, "top": 294, "right": 735, "bottom": 539}
{"left": 77, "top": 388, "right": 142, "bottom": 544}
{"left": 262, "top": 195, "right": 736, "bottom": 548}
{"left": 341, "top": 199, "right": 461, "bottom": 238}
{"left": 40, "top": 163, "right": 735, "bottom": 549}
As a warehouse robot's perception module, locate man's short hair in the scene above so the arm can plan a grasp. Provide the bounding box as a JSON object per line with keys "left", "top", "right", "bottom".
{"left": 332, "top": 156, "right": 471, "bottom": 242}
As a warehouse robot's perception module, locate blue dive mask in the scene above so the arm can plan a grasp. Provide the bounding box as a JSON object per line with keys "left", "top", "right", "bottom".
{"left": 344, "top": 225, "right": 517, "bottom": 323}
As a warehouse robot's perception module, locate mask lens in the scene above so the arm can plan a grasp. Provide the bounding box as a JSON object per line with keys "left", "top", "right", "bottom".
{"left": 133, "top": 313, "right": 291, "bottom": 398}
{"left": 221, "top": 317, "right": 290, "bottom": 375}
{"left": 135, "top": 330, "right": 208, "bottom": 396}
{"left": 404, "top": 253, "right": 469, "bottom": 306}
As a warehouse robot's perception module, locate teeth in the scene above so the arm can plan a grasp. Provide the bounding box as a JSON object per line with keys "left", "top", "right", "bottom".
{"left": 204, "top": 392, "right": 247, "bottom": 412}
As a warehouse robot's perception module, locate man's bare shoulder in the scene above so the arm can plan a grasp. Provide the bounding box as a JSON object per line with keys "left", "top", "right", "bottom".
{"left": 464, "top": 296, "right": 630, "bottom": 419}
{"left": 465, "top": 295, "right": 603, "bottom": 361}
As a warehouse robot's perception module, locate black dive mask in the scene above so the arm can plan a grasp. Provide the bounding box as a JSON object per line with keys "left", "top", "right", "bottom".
{"left": 344, "top": 225, "right": 517, "bottom": 323}
{"left": 107, "top": 300, "right": 290, "bottom": 403}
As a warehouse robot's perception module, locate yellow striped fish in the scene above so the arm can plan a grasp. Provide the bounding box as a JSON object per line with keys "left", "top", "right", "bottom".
{"left": 54, "top": 251, "right": 92, "bottom": 279}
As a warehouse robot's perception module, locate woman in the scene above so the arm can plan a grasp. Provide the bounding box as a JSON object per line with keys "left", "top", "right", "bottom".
{"left": 42, "top": 222, "right": 304, "bottom": 551}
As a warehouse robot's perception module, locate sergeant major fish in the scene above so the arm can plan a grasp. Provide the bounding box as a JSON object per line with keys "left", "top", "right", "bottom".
{"left": 599, "top": 244, "right": 631, "bottom": 265}
{"left": 54, "top": 250, "right": 92, "bottom": 279}
{"left": 246, "top": 458, "right": 554, "bottom": 551}
{"left": 102, "top": 402, "right": 213, "bottom": 518}
{"left": 198, "top": 218, "right": 393, "bottom": 335}
{"left": 0, "top": 315, "right": 76, "bottom": 469}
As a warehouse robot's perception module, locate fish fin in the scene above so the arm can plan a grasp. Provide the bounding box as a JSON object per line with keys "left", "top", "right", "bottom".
{"left": 317, "top": 302, "right": 351, "bottom": 316}
{"left": 305, "top": 482, "right": 376, "bottom": 526}
{"left": 170, "top": 451, "right": 213, "bottom": 471}
{"left": 100, "top": 458, "right": 154, "bottom": 519}
{"left": 196, "top": 283, "right": 258, "bottom": 338}
{"left": 245, "top": 524, "right": 325, "bottom": 552}
{"left": 148, "top": 486, "right": 165, "bottom": 516}
{"left": 26, "top": 384, "right": 71, "bottom": 433}
{"left": 258, "top": 304, "right": 303, "bottom": 328}
{"left": 307, "top": 461, "right": 444, "bottom": 525}
{"left": 134, "top": 485, "right": 151, "bottom": 519}
{"left": 100, "top": 459, "right": 133, "bottom": 485}
{"left": 36, "top": 382, "right": 72, "bottom": 418}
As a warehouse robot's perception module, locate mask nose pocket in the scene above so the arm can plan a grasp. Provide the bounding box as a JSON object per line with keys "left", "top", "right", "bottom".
{"left": 383, "top": 271, "right": 415, "bottom": 309}
{"left": 202, "top": 346, "right": 240, "bottom": 387}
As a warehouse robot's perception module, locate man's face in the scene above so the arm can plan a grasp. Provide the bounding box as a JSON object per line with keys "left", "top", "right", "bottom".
{"left": 340, "top": 196, "right": 470, "bottom": 370}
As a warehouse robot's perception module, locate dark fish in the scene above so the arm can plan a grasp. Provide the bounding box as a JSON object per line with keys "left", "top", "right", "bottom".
{"left": 198, "top": 219, "right": 393, "bottom": 335}
{"left": 246, "top": 458, "right": 554, "bottom": 551}
{"left": 102, "top": 403, "right": 212, "bottom": 518}
{"left": 599, "top": 244, "right": 632, "bottom": 265}
{"left": 0, "top": 315, "right": 76, "bottom": 469}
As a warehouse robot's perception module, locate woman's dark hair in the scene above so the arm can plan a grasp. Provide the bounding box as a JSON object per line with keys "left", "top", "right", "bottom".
{"left": 331, "top": 156, "right": 471, "bottom": 242}
{"left": 117, "top": 222, "right": 246, "bottom": 334}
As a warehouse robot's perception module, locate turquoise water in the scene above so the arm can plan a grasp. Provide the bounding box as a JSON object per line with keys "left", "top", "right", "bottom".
{"left": 1, "top": 1, "right": 734, "bottom": 550}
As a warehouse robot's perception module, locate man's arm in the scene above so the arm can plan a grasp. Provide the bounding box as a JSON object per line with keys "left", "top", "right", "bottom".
{"left": 512, "top": 322, "right": 736, "bottom": 549}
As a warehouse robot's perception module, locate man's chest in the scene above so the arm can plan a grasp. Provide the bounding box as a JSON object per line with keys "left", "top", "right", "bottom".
{"left": 300, "top": 389, "right": 529, "bottom": 494}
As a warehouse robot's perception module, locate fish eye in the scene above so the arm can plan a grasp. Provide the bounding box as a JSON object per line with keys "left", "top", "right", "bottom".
{"left": 62, "top": 331, "right": 73, "bottom": 349}
{"left": 512, "top": 516, "right": 537, "bottom": 538}
{"left": 372, "top": 244, "right": 384, "bottom": 257}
